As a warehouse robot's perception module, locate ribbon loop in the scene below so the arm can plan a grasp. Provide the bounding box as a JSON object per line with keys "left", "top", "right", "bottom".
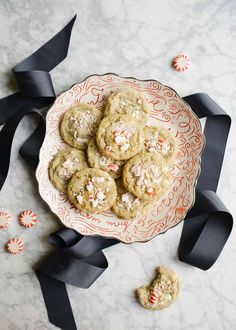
{"left": 14, "top": 70, "right": 55, "bottom": 98}
{"left": 183, "top": 93, "right": 231, "bottom": 192}
{"left": 179, "top": 94, "right": 233, "bottom": 270}
{"left": 49, "top": 228, "right": 82, "bottom": 248}
{"left": 179, "top": 190, "right": 233, "bottom": 270}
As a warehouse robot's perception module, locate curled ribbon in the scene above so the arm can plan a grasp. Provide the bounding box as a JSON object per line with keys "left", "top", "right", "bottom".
{"left": 179, "top": 93, "right": 233, "bottom": 269}
{"left": 36, "top": 228, "right": 117, "bottom": 330}
{"left": 0, "top": 15, "right": 77, "bottom": 189}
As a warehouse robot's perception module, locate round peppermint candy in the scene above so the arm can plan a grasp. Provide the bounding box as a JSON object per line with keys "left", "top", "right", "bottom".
{"left": 172, "top": 54, "right": 190, "bottom": 72}
{"left": 0, "top": 211, "right": 11, "bottom": 229}
{"left": 6, "top": 238, "right": 23, "bottom": 254}
{"left": 19, "top": 210, "right": 37, "bottom": 228}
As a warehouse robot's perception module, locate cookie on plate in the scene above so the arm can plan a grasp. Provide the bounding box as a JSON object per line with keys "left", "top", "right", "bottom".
{"left": 144, "top": 126, "right": 175, "bottom": 162}
{"left": 136, "top": 266, "right": 180, "bottom": 311}
{"left": 49, "top": 148, "right": 88, "bottom": 192}
{"left": 87, "top": 138, "right": 125, "bottom": 179}
{"left": 60, "top": 104, "right": 103, "bottom": 150}
{"left": 123, "top": 152, "right": 170, "bottom": 201}
{"left": 112, "top": 179, "right": 152, "bottom": 219}
{"left": 68, "top": 168, "right": 117, "bottom": 213}
{"left": 96, "top": 114, "right": 144, "bottom": 160}
{"left": 105, "top": 88, "right": 150, "bottom": 124}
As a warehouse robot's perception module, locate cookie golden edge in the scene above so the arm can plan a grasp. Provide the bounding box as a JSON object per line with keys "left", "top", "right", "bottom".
{"left": 143, "top": 126, "right": 176, "bottom": 163}
{"left": 60, "top": 103, "right": 103, "bottom": 150}
{"left": 96, "top": 114, "right": 144, "bottom": 161}
{"left": 122, "top": 152, "right": 171, "bottom": 201}
{"left": 67, "top": 168, "right": 117, "bottom": 213}
{"left": 104, "top": 88, "right": 150, "bottom": 125}
{"left": 48, "top": 147, "right": 88, "bottom": 192}
{"left": 112, "top": 179, "right": 153, "bottom": 219}
{"left": 87, "top": 138, "right": 125, "bottom": 179}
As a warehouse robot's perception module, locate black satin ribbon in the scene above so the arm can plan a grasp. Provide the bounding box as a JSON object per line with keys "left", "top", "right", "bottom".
{"left": 178, "top": 94, "right": 233, "bottom": 269}
{"left": 36, "top": 229, "right": 117, "bottom": 330}
{"left": 0, "top": 15, "right": 76, "bottom": 190}
{"left": 0, "top": 18, "right": 233, "bottom": 329}
{"left": 0, "top": 15, "right": 79, "bottom": 329}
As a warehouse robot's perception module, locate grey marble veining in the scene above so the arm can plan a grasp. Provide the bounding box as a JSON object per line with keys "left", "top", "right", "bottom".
{"left": 0, "top": 0, "right": 236, "bottom": 329}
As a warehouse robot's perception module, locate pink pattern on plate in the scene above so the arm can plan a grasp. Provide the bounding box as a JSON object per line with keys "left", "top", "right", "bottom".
{"left": 35, "top": 74, "right": 204, "bottom": 243}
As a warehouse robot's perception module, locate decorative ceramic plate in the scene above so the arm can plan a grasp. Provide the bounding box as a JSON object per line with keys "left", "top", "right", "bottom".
{"left": 36, "top": 73, "right": 204, "bottom": 243}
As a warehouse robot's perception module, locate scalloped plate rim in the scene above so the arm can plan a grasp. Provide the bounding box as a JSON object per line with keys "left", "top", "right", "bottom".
{"left": 35, "top": 72, "right": 205, "bottom": 244}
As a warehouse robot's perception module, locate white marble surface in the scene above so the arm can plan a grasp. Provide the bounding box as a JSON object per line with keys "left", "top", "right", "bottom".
{"left": 0, "top": 0, "right": 236, "bottom": 329}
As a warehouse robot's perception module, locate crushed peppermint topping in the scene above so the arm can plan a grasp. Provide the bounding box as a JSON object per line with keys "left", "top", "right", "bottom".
{"left": 117, "top": 95, "right": 143, "bottom": 119}
{"left": 107, "top": 163, "right": 119, "bottom": 172}
{"left": 62, "top": 158, "right": 76, "bottom": 169}
{"left": 112, "top": 122, "right": 134, "bottom": 152}
{"left": 57, "top": 168, "right": 70, "bottom": 179}
{"left": 145, "top": 132, "right": 171, "bottom": 155}
{"left": 131, "top": 163, "right": 165, "bottom": 191}
{"left": 120, "top": 192, "right": 140, "bottom": 211}
{"left": 115, "top": 135, "right": 125, "bottom": 145}
{"left": 70, "top": 110, "right": 96, "bottom": 131}
{"left": 79, "top": 176, "right": 108, "bottom": 208}
{"left": 122, "top": 192, "right": 135, "bottom": 204}
{"left": 98, "top": 156, "right": 119, "bottom": 173}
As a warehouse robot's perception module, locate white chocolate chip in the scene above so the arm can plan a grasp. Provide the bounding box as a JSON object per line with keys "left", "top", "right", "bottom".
{"left": 92, "top": 199, "right": 99, "bottom": 208}
{"left": 162, "top": 166, "right": 169, "bottom": 174}
{"left": 97, "top": 191, "right": 105, "bottom": 200}
{"left": 76, "top": 136, "right": 90, "bottom": 143}
{"left": 131, "top": 165, "right": 141, "bottom": 176}
{"left": 86, "top": 183, "right": 93, "bottom": 191}
{"left": 76, "top": 194, "right": 83, "bottom": 205}
{"left": 62, "top": 159, "right": 75, "bottom": 169}
{"left": 115, "top": 135, "right": 124, "bottom": 145}
{"left": 148, "top": 147, "right": 156, "bottom": 152}
{"left": 120, "top": 143, "right": 130, "bottom": 152}
{"left": 94, "top": 176, "right": 105, "bottom": 183}
{"left": 122, "top": 193, "right": 135, "bottom": 204}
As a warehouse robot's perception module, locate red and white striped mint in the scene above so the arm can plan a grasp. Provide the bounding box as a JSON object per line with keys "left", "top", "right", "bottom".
{"left": 149, "top": 290, "right": 159, "bottom": 304}
{"left": 172, "top": 54, "right": 190, "bottom": 72}
{"left": 107, "top": 163, "right": 119, "bottom": 172}
{"left": 19, "top": 210, "right": 37, "bottom": 228}
{"left": 0, "top": 211, "right": 11, "bottom": 229}
{"left": 6, "top": 238, "right": 23, "bottom": 254}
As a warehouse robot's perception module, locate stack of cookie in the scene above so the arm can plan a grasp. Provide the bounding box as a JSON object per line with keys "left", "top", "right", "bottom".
{"left": 49, "top": 89, "right": 175, "bottom": 219}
